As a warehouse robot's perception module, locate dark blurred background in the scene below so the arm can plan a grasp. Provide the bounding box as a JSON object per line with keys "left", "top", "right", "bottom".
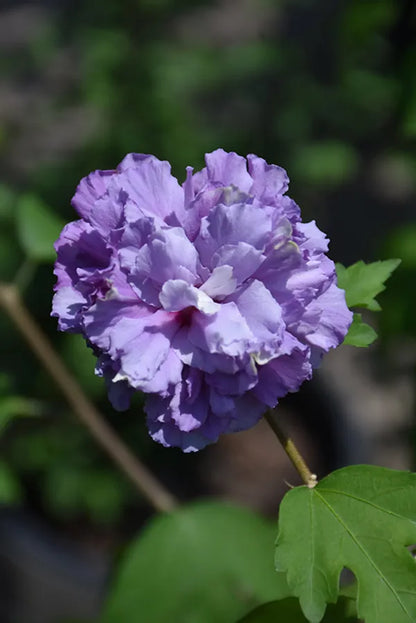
{"left": 0, "top": 0, "right": 415, "bottom": 621}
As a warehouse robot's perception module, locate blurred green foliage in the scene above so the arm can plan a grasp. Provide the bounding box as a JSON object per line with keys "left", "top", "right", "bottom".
{"left": 0, "top": 0, "right": 415, "bottom": 529}
{"left": 102, "top": 501, "right": 291, "bottom": 623}
{"left": 381, "top": 225, "right": 416, "bottom": 339}
{"left": 17, "top": 194, "right": 65, "bottom": 263}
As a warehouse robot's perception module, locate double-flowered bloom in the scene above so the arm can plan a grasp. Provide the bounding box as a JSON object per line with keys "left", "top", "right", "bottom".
{"left": 52, "top": 149, "right": 352, "bottom": 451}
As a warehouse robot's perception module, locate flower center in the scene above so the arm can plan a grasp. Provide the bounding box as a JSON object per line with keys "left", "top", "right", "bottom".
{"left": 177, "top": 306, "right": 196, "bottom": 327}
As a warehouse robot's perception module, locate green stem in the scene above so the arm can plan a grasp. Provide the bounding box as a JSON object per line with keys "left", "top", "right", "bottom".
{"left": 0, "top": 283, "right": 178, "bottom": 513}
{"left": 264, "top": 410, "right": 317, "bottom": 488}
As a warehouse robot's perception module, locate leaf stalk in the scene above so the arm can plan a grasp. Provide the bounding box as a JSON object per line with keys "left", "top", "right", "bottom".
{"left": 264, "top": 409, "right": 317, "bottom": 488}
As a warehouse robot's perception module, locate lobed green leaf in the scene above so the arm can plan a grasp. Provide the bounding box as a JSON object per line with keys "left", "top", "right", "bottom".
{"left": 336, "top": 259, "right": 401, "bottom": 311}
{"left": 275, "top": 465, "right": 416, "bottom": 623}
{"left": 343, "top": 313, "right": 377, "bottom": 347}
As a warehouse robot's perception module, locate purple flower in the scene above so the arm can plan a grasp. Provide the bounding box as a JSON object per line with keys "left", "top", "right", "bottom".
{"left": 52, "top": 149, "right": 352, "bottom": 451}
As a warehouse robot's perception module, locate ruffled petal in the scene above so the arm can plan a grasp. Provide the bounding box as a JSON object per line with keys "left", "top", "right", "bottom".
{"left": 88, "top": 181, "right": 127, "bottom": 236}
{"left": 297, "top": 282, "right": 353, "bottom": 352}
{"left": 159, "top": 279, "right": 219, "bottom": 314}
{"left": 294, "top": 220, "right": 329, "bottom": 255}
{"left": 54, "top": 220, "right": 112, "bottom": 287}
{"left": 195, "top": 202, "right": 272, "bottom": 267}
{"left": 199, "top": 265, "right": 237, "bottom": 299}
{"left": 145, "top": 373, "right": 230, "bottom": 452}
{"left": 203, "top": 148, "right": 252, "bottom": 192}
{"left": 212, "top": 242, "right": 265, "bottom": 285}
{"left": 71, "top": 169, "right": 114, "bottom": 220}
{"left": 82, "top": 298, "right": 148, "bottom": 347}
{"left": 113, "top": 154, "right": 185, "bottom": 223}
{"left": 51, "top": 285, "right": 88, "bottom": 332}
{"left": 136, "top": 349, "right": 183, "bottom": 394}
{"left": 124, "top": 226, "right": 201, "bottom": 291}
{"left": 205, "top": 363, "right": 258, "bottom": 395}
{"left": 172, "top": 327, "right": 240, "bottom": 374}
{"left": 247, "top": 153, "right": 289, "bottom": 200}
{"left": 87, "top": 306, "right": 181, "bottom": 391}
{"left": 253, "top": 346, "right": 312, "bottom": 407}
{"left": 227, "top": 279, "right": 285, "bottom": 363}
{"left": 188, "top": 302, "right": 254, "bottom": 358}
{"left": 225, "top": 392, "right": 265, "bottom": 433}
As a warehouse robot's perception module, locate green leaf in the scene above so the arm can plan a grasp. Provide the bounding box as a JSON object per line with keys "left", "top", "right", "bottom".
{"left": 339, "top": 581, "right": 358, "bottom": 601}
{"left": 275, "top": 465, "right": 416, "bottom": 623}
{"left": 102, "top": 502, "right": 291, "bottom": 623}
{"left": 336, "top": 259, "right": 401, "bottom": 311}
{"left": 16, "top": 194, "right": 65, "bottom": 262}
{"left": 343, "top": 313, "right": 377, "bottom": 347}
{"left": 340, "top": 583, "right": 359, "bottom": 619}
{"left": 238, "top": 597, "right": 358, "bottom": 622}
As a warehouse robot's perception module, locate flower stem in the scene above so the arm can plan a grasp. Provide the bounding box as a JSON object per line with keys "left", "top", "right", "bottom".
{"left": 0, "top": 283, "right": 178, "bottom": 514}
{"left": 264, "top": 409, "right": 317, "bottom": 488}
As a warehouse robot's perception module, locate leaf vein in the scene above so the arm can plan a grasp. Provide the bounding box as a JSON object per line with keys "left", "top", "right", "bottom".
{"left": 314, "top": 489, "right": 415, "bottom": 621}
{"left": 321, "top": 489, "right": 416, "bottom": 525}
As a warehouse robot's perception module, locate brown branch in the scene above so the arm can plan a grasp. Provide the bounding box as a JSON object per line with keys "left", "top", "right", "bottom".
{"left": 264, "top": 409, "right": 317, "bottom": 488}
{"left": 0, "top": 283, "right": 178, "bottom": 513}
